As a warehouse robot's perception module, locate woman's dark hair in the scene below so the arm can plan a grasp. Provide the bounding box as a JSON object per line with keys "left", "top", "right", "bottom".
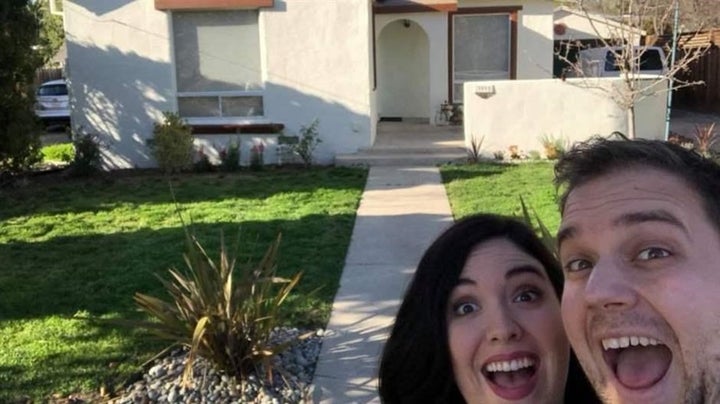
{"left": 377, "top": 214, "right": 598, "bottom": 403}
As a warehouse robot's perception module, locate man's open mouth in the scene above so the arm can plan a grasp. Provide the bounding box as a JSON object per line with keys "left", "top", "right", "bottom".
{"left": 482, "top": 355, "right": 539, "bottom": 399}
{"left": 602, "top": 336, "right": 672, "bottom": 390}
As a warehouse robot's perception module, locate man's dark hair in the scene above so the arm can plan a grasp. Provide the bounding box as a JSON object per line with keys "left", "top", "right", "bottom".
{"left": 555, "top": 137, "right": 720, "bottom": 232}
{"left": 377, "top": 214, "right": 597, "bottom": 403}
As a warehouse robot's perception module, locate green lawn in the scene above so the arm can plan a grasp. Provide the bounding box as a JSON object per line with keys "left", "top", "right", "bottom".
{"left": 441, "top": 162, "right": 561, "bottom": 233}
{"left": 0, "top": 167, "right": 367, "bottom": 402}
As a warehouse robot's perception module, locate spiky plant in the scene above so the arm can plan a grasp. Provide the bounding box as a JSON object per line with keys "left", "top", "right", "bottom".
{"left": 133, "top": 229, "right": 302, "bottom": 385}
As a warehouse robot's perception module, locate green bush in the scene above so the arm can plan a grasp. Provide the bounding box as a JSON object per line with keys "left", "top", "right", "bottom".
{"left": 41, "top": 143, "right": 74, "bottom": 163}
{"left": 132, "top": 229, "right": 303, "bottom": 383}
{"left": 69, "top": 132, "right": 101, "bottom": 176}
{"left": 150, "top": 112, "right": 194, "bottom": 173}
{"left": 291, "top": 119, "right": 322, "bottom": 167}
{"left": 217, "top": 139, "right": 241, "bottom": 172}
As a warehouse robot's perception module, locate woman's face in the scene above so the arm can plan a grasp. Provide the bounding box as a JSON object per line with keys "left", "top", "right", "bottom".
{"left": 447, "top": 238, "right": 569, "bottom": 404}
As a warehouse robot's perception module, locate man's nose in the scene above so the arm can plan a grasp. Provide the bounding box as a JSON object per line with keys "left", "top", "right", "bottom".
{"left": 584, "top": 257, "right": 638, "bottom": 311}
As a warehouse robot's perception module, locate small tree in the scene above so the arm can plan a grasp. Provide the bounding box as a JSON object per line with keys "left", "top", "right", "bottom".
{"left": 291, "top": 119, "right": 322, "bottom": 167}
{"left": 0, "top": 0, "right": 44, "bottom": 173}
{"left": 558, "top": 0, "right": 711, "bottom": 138}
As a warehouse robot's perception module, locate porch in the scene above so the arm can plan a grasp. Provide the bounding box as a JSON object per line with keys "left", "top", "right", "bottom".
{"left": 335, "top": 121, "right": 466, "bottom": 166}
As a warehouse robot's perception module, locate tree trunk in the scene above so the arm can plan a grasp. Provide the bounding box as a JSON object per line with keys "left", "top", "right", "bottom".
{"left": 627, "top": 106, "right": 637, "bottom": 139}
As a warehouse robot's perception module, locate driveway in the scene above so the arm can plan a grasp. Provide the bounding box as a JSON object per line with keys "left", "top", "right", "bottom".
{"left": 670, "top": 108, "right": 720, "bottom": 137}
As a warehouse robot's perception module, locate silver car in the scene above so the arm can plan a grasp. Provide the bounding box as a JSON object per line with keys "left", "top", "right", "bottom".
{"left": 35, "top": 79, "right": 70, "bottom": 124}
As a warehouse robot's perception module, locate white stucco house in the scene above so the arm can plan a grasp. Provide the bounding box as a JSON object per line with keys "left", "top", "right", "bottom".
{"left": 63, "top": 0, "right": 555, "bottom": 168}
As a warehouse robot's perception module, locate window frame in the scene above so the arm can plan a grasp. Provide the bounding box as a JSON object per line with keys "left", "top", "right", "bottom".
{"left": 448, "top": 6, "right": 520, "bottom": 104}
{"left": 169, "top": 9, "right": 268, "bottom": 125}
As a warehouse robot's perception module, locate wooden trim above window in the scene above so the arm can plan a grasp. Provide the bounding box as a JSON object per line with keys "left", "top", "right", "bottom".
{"left": 155, "top": 0, "right": 272, "bottom": 11}
{"left": 373, "top": 0, "right": 457, "bottom": 14}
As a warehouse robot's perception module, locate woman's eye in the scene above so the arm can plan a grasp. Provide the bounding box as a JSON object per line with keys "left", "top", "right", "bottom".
{"left": 452, "top": 302, "right": 479, "bottom": 316}
{"left": 564, "top": 259, "right": 592, "bottom": 273}
{"left": 513, "top": 289, "right": 541, "bottom": 303}
{"left": 636, "top": 247, "right": 671, "bottom": 261}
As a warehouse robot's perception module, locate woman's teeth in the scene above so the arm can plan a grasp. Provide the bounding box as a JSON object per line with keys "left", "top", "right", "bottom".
{"left": 602, "top": 336, "right": 661, "bottom": 350}
{"left": 485, "top": 357, "right": 535, "bottom": 373}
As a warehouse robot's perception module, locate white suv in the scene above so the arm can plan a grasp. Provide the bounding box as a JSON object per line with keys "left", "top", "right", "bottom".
{"left": 35, "top": 79, "right": 70, "bottom": 124}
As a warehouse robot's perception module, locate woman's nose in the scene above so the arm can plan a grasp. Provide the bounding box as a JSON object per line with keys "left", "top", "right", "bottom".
{"left": 486, "top": 305, "right": 523, "bottom": 342}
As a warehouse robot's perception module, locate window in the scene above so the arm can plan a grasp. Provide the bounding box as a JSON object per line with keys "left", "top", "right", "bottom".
{"left": 172, "top": 11, "right": 263, "bottom": 119}
{"left": 604, "top": 49, "right": 665, "bottom": 72}
{"left": 450, "top": 8, "right": 519, "bottom": 103}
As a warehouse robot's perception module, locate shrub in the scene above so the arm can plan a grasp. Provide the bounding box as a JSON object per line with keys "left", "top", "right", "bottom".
{"left": 217, "top": 139, "right": 241, "bottom": 172}
{"left": 132, "top": 229, "right": 303, "bottom": 384}
{"left": 250, "top": 142, "right": 264, "bottom": 171}
{"left": 291, "top": 119, "right": 322, "bottom": 167}
{"left": 538, "top": 134, "right": 568, "bottom": 160}
{"left": 69, "top": 131, "right": 102, "bottom": 176}
{"left": 150, "top": 112, "right": 194, "bottom": 173}
{"left": 493, "top": 150, "right": 505, "bottom": 161}
{"left": 693, "top": 123, "right": 717, "bottom": 158}
{"left": 467, "top": 135, "right": 484, "bottom": 163}
{"left": 193, "top": 146, "right": 215, "bottom": 173}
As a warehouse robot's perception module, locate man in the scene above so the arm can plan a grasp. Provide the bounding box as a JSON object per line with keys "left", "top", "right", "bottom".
{"left": 554, "top": 137, "right": 720, "bottom": 404}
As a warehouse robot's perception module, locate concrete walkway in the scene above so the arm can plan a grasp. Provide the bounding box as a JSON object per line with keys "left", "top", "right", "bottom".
{"left": 311, "top": 166, "right": 454, "bottom": 403}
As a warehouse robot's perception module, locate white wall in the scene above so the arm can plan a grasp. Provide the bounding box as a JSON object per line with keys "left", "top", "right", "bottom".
{"left": 463, "top": 77, "right": 667, "bottom": 156}
{"left": 263, "top": 0, "right": 373, "bottom": 163}
{"left": 65, "top": 0, "right": 175, "bottom": 169}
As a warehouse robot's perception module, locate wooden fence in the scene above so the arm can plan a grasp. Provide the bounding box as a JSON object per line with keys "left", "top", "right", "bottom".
{"left": 34, "top": 67, "right": 64, "bottom": 86}
{"left": 674, "top": 45, "right": 720, "bottom": 113}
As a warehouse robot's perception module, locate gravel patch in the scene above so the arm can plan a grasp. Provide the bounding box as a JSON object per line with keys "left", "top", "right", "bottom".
{"left": 111, "top": 328, "right": 324, "bottom": 404}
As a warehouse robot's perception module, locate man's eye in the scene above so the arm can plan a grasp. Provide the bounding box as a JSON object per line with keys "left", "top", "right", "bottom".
{"left": 452, "top": 302, "right": 479, "bottom": 316}
{"left": 636, "top": 247, "right": 671, "bottom": 261}
{"left": 564, "top": 259, "right": 593, "bottom": 273}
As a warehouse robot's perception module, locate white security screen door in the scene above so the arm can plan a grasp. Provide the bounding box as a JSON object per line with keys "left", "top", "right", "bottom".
{"left": 452, "top": 14, "right": 510, "bottom": 103}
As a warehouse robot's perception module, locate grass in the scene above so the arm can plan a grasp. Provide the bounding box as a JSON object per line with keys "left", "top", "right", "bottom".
{"left": 41, "top": 143, "right": 74, "bottom": 163}
{"left": 0, "top": 167, "right": 367, "bottom": 402}
{"left": 441, "top": 161, "right": 561, "bottom": 232}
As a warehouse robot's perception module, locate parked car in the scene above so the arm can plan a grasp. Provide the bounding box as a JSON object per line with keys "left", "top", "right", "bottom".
{"left": 35, "top": 79, "right": 70, "bottom": 125}
{"left": 577, "top": 46, "right": 667, "bottom": 77}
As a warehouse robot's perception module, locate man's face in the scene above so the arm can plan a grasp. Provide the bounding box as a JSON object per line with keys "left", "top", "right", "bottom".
{"left": 558, "top": 167, "right": 720, "bottom": 404}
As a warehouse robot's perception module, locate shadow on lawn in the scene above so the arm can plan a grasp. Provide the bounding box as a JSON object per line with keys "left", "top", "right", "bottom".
{"left": 440, "top": 162, "right": 512, "bottom": 182}
{"left": 0, "top": 216, "right": 355, "bottom": 324}
{"left": 0, "top": 167, "right": 368, "bottom": 222}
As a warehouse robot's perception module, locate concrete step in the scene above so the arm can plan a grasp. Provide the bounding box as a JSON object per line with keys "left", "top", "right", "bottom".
{"left": 335, "top": 151, "right": 467, "bottom": 167}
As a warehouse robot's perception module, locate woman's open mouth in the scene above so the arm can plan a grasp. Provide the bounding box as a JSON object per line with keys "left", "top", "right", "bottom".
{"left": 601, "top": 336, "right": 672, "bottom": 390}
{"left": 482, "top": 354, "right": 539, "bottom": 400}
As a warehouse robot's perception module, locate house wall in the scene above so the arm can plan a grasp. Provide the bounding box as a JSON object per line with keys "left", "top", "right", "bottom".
{"left": 64, "top": 0, "right": 373, "bottom": 168}
{"left": 554, "top": 9, "right": 643, "bottom": 45}
{"left": 262, "top": 0, "right": 373, "bottom": 162}
{"left": 65, "top": 0, "right": 175, "bottom": 169}
{"left": 374, "top": 0, "right": 554, "bottom": 125}
{"left": 463, "top": 77, "right": 667, "bottom": 156}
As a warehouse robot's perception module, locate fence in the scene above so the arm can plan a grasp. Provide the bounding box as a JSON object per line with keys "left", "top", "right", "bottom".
{"left": 35, "top": 67, "right": 64, "bottom": 86}
{"left": 674, "top": 45, "right": 720, "bottom": 113}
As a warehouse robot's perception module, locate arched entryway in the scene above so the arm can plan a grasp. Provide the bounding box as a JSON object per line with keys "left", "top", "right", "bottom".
{"left": 377, "top": 19, "right": 430, "bottom": 121}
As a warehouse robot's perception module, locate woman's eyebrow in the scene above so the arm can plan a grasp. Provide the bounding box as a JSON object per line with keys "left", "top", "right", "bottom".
{"left": 505, "top": 265, "right": 544, "bottom": 280}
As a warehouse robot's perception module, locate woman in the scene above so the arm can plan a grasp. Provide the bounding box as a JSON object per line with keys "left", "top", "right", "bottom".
{"left": 378, "top": 214, "right": 597, "bottom": 403}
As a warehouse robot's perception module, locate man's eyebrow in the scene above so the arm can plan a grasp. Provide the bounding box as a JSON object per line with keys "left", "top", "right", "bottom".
{"left": 556, "top": 226, "right": 576, "bottom": 251}
{"left": 613, "top": 210, "right": 688, "bottom": 234}
{"left": 557, "top": 210, "right": 688, "bottom": 250}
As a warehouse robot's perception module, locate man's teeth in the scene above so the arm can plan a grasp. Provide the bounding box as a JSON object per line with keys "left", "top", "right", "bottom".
{"left": 602, "top": 336, "right": 661, "bottom": 350}
{"left": 485, "top": 357, "right": 535, "bottom": 373}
